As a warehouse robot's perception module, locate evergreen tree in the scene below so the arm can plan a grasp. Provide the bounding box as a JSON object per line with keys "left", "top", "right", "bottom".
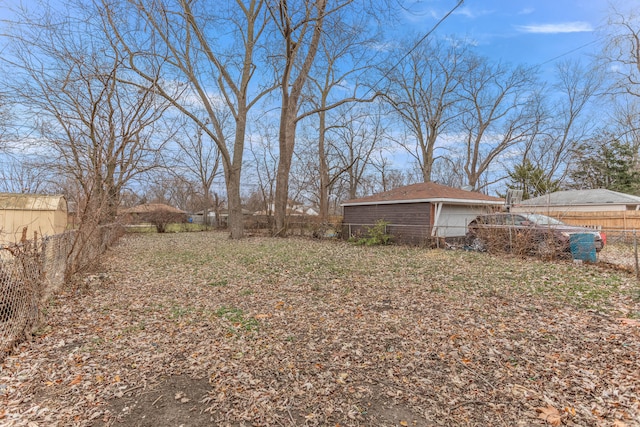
{"left": 504, "top": 160, "right": 561, "bottom": 200}
{"left": 569, "top": 135, "right": 640, "bottom": 194}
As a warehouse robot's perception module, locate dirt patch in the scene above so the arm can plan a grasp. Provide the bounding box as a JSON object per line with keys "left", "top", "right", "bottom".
{"left": 95, "top": 375, "right": 213, "bottom": 427}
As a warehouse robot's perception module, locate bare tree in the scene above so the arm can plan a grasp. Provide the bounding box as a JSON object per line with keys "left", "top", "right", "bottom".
{"left": 0, "top": 93, "right": 10, "bottom": 153}
{"left": 431, "top": 156, "right": 465, "bottom": 188}
{"left": 142, "top": 171, "right": 200, "bottom": 212}
{"left": 3, "top": 2, "right": 170, "bottom": 225}
{"left": 170, "top": 117, "right": 222, "bottom": 227}
{"left": 456, "top": 55, "right": 541, "bottom": 191}
{"left": 382, "top": 36, "right": 467, "bottom": 183}
{"left": 331, "top": 106, "right": 386, "bottom": 199}
{"left": 611, "top": 97, "right": 640, "bottom": 159}
{"left": 247, "top": 121, "right": 279, "bottom": 217}
{"left": 0, "top": 156, "right": 52, "bottom": 194}
{"left": 602, "top": 5, "right": 640, "bottom": 98}
{"left": 525, "top": 60, "right": 601, "bottom": 183}
{"left": 303, "top": 8, "right": 380, "bottom": 221}
{"left": 102, "top": 0, "right": 274, "bottom": 239}
{"left": 269, "top": 0, "right": 331, "bottom": 235}
{"left": 369, "top": 150, "right": 409, "bottom": 193}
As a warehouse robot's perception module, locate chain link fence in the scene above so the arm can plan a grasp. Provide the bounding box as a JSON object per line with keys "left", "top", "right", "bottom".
{"left": 342, "top": 221, "right": 640, "bottom": 274}
{"left": 0, "top": 224, "right": 122, "bottom": 361}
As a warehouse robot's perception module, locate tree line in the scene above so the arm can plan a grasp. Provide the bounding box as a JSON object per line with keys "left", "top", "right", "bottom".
{"left": 1, "top": 1, "right": 639, "bottom": 239}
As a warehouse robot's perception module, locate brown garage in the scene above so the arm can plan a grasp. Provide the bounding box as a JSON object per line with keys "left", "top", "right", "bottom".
{"left": 341, "top": 182, "right": 504, "bottom": 245}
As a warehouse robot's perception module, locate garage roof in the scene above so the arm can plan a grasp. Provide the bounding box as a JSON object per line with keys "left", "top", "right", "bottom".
{"left": 518, "top": 189, "right": 640, "bottom": 206}
{"left": 120, "top": 203, "right": 186, "bottom": 214}
{"left": 341, "top": 182, "right": 504, "bottom": 206}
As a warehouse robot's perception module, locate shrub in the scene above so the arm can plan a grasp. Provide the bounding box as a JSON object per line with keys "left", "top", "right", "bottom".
{"left": 141, "top": 210, "right": 186, "bottom": 233}
{"left": 353, "top": 220, "right": 392, "bottom": 246}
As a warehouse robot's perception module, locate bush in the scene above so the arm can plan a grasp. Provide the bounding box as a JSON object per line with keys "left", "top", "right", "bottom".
{"left": 353, "top": 220, "right": 392, "bottom": 246}
{"left": 141, "top": 211, "right": 187, "bottom": 233}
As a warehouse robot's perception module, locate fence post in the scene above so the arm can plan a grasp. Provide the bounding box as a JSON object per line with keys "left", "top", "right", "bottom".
{"left": 634, "top": 230, "right": 639, "bottom": 281}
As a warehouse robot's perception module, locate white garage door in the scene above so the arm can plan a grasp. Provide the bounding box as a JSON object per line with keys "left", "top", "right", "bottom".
{"left": 433, "top": 205, "right": 494, "bottom": 238}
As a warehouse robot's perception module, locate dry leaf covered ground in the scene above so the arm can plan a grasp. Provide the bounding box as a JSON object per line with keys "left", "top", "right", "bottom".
{"left": 1, "top": 231, "right": 639, "bottom": 426}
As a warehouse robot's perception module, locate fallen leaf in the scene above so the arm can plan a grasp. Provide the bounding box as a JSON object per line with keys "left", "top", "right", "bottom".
{"left": 400, "top": 421, "right": 409, "bottom": 426}
{"left": 617, "top": 318, "right": 640, "bottom": 327}
{"left": 69, "top": 375, "right": 83, "bottom": 386}
{"left": 336, "top": 372, "right": 349, "bottom": 384}
{"left": 537, "top": 405, "right": 562, "bottom": 426}
{"left": 613, "top": 421, "right": 627, "bottom": 427}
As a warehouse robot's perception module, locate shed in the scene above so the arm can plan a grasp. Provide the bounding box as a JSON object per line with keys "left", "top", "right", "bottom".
{"left": 0, "top": 193, "right": 68, "bottom": 245}
{"left": 341, "top": 182, "right": 504, "bottom": 244}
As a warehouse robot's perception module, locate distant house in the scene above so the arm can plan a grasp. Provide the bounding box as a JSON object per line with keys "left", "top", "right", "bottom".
{"left": 190, "top": 208, "right": 217, "bottom": 225}
{"left": 512, "top": 189, "right": 640, "bottom": 213}
{"left": 511, "top": 189, "right": 640, "bottom": 233}
{"left": 190, "top": 208, "right": 253, "bottom": 227}
{"left": 119, "top": 203, "right": 187, "bottom": 224}
{"left": 255, "top": 200, "right": 318, "bottom": 217}
{"left": 341, "top": 182, "right": 504, "bottom": 245}
{"left": 0, "top": 193, "right": 68, "bottom": 245}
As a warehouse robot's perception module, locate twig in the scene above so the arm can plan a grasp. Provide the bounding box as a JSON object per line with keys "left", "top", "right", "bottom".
{"left": 457, "top": 359, "right": 496, "bottom": 390}
{"left": 123, "top": 384, "right": 145, "bottom": 395}
{"left": 151, "top": 394, "right": 163, "bottom": 406}
{"left": 449, "top": 400, "right": 488, "bottom": 411}
{"left": 286, "top": 408, "right": 296, "bottom": 424}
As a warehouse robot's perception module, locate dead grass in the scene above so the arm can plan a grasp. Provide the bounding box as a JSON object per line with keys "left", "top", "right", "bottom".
{"left": 1, "top": 231, "right": 639, "bottom": 426}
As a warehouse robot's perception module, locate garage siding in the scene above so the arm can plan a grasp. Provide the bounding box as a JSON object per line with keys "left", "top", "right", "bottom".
{"left": 434, "top": 205, "right": 490, "bottom": 238}
{"left": 342, "top": 202, "right": 431, "bottom": 245}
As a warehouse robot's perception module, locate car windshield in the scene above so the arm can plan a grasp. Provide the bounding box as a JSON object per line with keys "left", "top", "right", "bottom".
{"left": 521, "top": 213, "right": 566, "bottom": 226}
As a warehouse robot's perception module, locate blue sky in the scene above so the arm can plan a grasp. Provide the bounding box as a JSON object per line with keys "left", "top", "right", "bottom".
{"left": 400, "top": 0, "right": 610, "bottom": 75}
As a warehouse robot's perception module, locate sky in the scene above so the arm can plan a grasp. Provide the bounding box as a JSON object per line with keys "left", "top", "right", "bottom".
{"left": 400, "top": 0, "right": 611, "bottom": 77}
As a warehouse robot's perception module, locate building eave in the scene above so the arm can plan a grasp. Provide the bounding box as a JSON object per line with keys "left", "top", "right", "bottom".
{"left": 341, "top": 198, "right": 504, "bottom": 207}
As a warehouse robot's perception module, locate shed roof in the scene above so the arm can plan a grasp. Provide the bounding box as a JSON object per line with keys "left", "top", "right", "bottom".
{"left": 0, "top": 193, "right": 67, "bottom": 211}
{"left": 518, "top": 189, "right": 640, "bottom": 206}
{"left": 120, "top": 203, "right": 186, "bottom": 214}
{"left": 341, "top": 182, "right": 504, "bottom": 206}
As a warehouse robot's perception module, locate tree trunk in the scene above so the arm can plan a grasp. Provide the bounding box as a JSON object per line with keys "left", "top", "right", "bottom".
{"left": 226, "top": 166, "right": 244, "bottom": 239}
{"left": 274, "top": 104, "right": 296, "bottom": 236}
{"left": 318, "top": 109, "right": 329, "bottom": 221}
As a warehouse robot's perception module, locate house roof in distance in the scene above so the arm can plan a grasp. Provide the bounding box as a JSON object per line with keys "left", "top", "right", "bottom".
{"left": 518, "top": 189, "right": 640, "bottom": 206}
{"left": 341, "top": 182, "right": 504, "bottom": 206}
{"left": 120, "top": 203, "right": 186, "bottom": 214}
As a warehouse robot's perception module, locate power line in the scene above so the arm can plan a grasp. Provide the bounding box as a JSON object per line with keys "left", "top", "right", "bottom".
{"left": 369, "top": 0, "right": 465, "bottom": 93}
{"left": 538, "top": 39, "right": 600, "bottom": 67}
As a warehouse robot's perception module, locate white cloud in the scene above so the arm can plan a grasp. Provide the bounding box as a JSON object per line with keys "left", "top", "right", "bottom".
{"left": 516, "top": 22, "right": 593, "bottom": 34}
{"left": 453, "top": 6, "right": 493, "bottom": 19}
{"left": 453, "top": 6, "right": 477, "bottom": 19}
{"left": 518, "top": 8, "right": 535, "bottom": 15}
{"left": 402, "top": 4, "right": 492, "bottom": 23}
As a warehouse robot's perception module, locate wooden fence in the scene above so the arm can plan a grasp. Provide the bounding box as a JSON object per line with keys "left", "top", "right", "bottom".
{"left": 545, "top": 210, "right": 640, "bottom": 233}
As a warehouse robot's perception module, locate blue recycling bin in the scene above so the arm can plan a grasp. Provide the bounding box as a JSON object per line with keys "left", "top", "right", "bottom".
{"left": 569, "top": 233, "right": 596, "bottom": 263}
